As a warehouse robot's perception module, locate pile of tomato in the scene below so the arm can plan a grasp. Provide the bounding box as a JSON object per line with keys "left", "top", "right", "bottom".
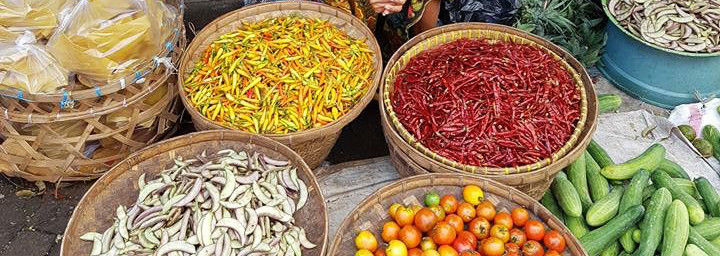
{"left": 353, "top": 185, "right": 567, "bottom": 256}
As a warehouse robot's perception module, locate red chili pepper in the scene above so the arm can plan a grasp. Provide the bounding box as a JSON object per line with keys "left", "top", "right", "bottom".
{"left": 391, "top": 38, "right": 581, "bottom": 167}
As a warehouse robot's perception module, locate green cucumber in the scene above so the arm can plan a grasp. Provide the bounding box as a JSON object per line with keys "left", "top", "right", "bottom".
{"left": 678, "top": 124, "right": 697, "bottom": 141}
{"left": 586, "top": 151, "right": 610, "bottom": 202}
{"left": 541, "top": 190, "right": 565, "bottom": 222}
{"left": 567, "top": 153, "right": 593, "bottom": 210}
{"left": 651, "top": 171, "right": 705, "bottom": 225}
{"left": 579, "top": 205, "right": 645, "bottom": 256}
{"left": 588, "top": 140, "right": 615, "bottom": 168}
{"left": 617, "top": 252, "right": 629, "bottom": 256}
{"left": 702, "top": 125, "right": 720, "bottom": 160}
{"left": 600, "top": 241, "right": 621, "bottom": 256}
{"left": 601, "top": 144, "right": 666, "bottom": 180}
{"left": 586, "top": 186, "right": 624, "bottom": 226}
{"left": 610, "top": 180, "right": 625, "bottom": 185}
{"left": 695, "top": 217, "right": 720, "bottom": 240}
{"left": 619, "top": 226, "right": 637, "bottom": 253}
{"left": 662, "top": 200, "right": 690, "bottom": 256}
{"left": 632, "top": 229, "right": 641, "bottom": 243}
{"left": 689, "top": 227, "right": 720, "bottom": 256}
{"left": 635, "top": 188, "right": 672, "bottom": 256}
{"left": 695, "top": 177, "right": 720, "bottom": 217}
{"left": 552, "top": 172, "right": 583, "bottom": 217}
{"left": 685, "top": 244, "right": 710, "bottom": 256}
{"left": 619, "top": 170, "right": 650, "bottom": 212}
{"left": 656, "top": 159, "right": 690, "bottom": 179}
{"left": 641, "top": 184, "right": 657, "bottom": 202}
{"left": 598, "top": 94, "right": 622, "bottom": 113}
{"left": 565, "top": 215, "right": 590, "bottom": 238}
{"left": 674, "top": 178, "right": 699, "bottom": 198}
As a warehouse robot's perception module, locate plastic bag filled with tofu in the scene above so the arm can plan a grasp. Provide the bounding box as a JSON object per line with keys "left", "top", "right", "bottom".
{"left": 46, "top": 0, "right": 177, "bottom": 84}
{"left": 0, "top": 0, "right": 70, "bottom": 42}
{"left": 0, "top": 32, "right": 69, "bottom": 94}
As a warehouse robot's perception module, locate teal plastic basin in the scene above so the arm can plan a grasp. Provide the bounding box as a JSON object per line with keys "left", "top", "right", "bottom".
{"left": 598, "top": 1, "right": 720, "bottom": 109}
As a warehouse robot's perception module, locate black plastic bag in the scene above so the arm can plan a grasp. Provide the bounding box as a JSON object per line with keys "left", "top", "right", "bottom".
{"left": 440, "top": 0, "right": 520, "bottom": 25}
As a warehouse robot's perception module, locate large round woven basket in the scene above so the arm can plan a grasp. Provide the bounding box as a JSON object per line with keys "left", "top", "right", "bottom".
{"left": 178, "top": 1, "right": 383, "bottom": 169}
{"left": 61, "top": 130, "right": 329, "bottom": 256}
{"left": 380, "top": 23, "right": 598, "bottom": 199}
{"left": 0, "top": 0, "right": 185, "bottom": 105}
{"left": 328, "top": 173, "right": 586, "bottom": 255}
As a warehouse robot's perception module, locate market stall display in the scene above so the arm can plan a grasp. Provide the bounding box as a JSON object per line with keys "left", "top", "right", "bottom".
{"left": 599, "top": 0, "right": 720, "bottom": 108}
{"left": 545, "top": 141, "right": 720, "bottom": 256}
{"left": 61, "top": 130, "right": 329, "bottom": 255}
{"left": 178, "top": 1, "right": 382, "bottom": 169}
{"left": 381, "top": 23, "right": 598, "bottom": 199}
{"left": 328, "top": 173, "right": 584, "bottom": 255}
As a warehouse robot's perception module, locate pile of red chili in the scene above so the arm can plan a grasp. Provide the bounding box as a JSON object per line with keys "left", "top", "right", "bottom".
{"left": 391, "top": 38, "right": 581, "bottom": 168}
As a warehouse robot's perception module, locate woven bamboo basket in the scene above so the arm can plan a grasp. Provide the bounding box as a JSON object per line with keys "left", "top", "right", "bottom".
{"left": 178, "top": 1, "right": 383, "bottom": 169}
{"left": 0, "top": 0, "right": 185, "bottom": 105}
{"left": 328, "top": 173, "right": 586, "bottom": 255}
{"left": 380, "top": 23, "right": 598, "bottom": 199}
{"left": 61, "top": 130, "right": 329, "bottom": 256}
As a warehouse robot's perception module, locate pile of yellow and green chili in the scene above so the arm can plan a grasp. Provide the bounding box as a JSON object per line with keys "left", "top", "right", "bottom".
{"left": 183, "top": 16, "right": 375, "bottom": 134}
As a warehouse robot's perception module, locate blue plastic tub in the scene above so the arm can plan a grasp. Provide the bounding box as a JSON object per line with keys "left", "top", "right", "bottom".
{"left": 598, "top": 1, "right": 720, "bottom": 109}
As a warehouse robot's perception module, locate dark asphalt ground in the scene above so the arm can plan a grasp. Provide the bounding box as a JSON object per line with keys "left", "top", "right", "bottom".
{"left": 0, "top": 2, "right": 390, "bottom": 254}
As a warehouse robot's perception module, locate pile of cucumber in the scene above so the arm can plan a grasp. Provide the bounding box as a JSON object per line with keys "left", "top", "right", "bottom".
{"left": 542, "top": 140, "right": 720, "bottom": 256}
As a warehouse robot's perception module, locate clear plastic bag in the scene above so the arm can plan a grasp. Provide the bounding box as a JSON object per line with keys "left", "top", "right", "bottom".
{"left": 47, "top": 0, "right": 177, "bottom": 83}
{"left": 0, "top": 32, "right": 69, "bottom": 94}
{"left": 0, "top": 0, "right": 70, "bottom": 42}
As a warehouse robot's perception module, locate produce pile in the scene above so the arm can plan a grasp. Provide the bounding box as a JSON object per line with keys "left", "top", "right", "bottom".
{"left": 183, "top": 16, "right": 375, "bottom": 134}
{"left": 608, "top": 0, "right": 720, "bottom": 53}
{"left": 353, "top": 185, "right": 569, "bottom": 256}
{"left": 543, "top": 140, "right": 720, "bottom": 256}
{"left": 391, "top": 38, "right": 582, "bottom": 168}
{"left": 80, "top": 149, "right": 316, "bottom": 255}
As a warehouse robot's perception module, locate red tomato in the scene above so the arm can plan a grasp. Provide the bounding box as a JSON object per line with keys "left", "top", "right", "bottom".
{"left": 408, "top": 248, "right": 423, "bottom": 256}
{"left": 456, "top": 202, "right": 477, "bottom": 223}
{"left": 431, "top": 222, "right": 457, "bottom": 245}
{"left": 504, "top": 243, "right": 520, "bottom": 256}
{"left": 399, "top": 225, "right": 422, "bottom": 248}
{"left": 459, "top": 251, "right": 481, "bottom": 256}
{"left": 522, "top": 240, "right": 545, "bottom": 256}
{"left": 511, "top": 208, "right": 530, "bottom": 227}
{"left": 543, "top": 230, "right": 566, "bottom": 252}
{"left": 508, "top": 228, "right": 526, "bottom": 246}
{"left": 445, "top": 214, "right": 465, "bottom": 233}
{"left": 524, "top": 219, "right": 546, "bottom": 241}
{"left": 476, "top": 201, "right": 496, "bottom": 221}
{"left": 452, "top": 231, "right": 478, "bottom": 252}
{"left": 415, "top": 208, "right": 439, "bottom": 232}
{"left": 468, "top": 217, "right": 491, "bottom": 240}
{"left": 440, "top": 195, "right": 459, "bottom": 214}
{"left": 494, "top": 212, "right": 513, "bottom": 229}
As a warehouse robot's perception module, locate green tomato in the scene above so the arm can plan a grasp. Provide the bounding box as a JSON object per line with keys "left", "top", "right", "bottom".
{"left": 424, "top": 192, "right": 440, "bottom": 206}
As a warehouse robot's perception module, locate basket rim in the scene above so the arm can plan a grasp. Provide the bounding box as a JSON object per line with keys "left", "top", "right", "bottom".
{"left": 327, "top": 172, "right": 588, "bottom": 255}
{"left": 602, "top": 0, "right": 720, "bottom": 58}
{"left": 59, "top": 130, "right": 329, "bottom": 255}
{"left": 382, "top": 23, "right": 589, "bottom": 174}
{"left": 177, "top": 1, "right": 383, "bottom": 140}
{"left": 0, "top": 0, "right": 187, "bottom": 102}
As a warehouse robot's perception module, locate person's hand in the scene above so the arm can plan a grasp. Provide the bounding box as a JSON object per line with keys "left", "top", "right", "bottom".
{"left": 370, "top": 0, "right": 405, "bottom": 15}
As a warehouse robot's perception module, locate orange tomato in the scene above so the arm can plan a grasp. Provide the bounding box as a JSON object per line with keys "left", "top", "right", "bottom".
{"left": 408, "top": 248, "right": 423, "bottom": 256}
{"left": 522, "top": 240, "right": 544, "bottom": 256}
{"left": 382, "top": 222, "right": 402, "bottom": 242}
{"left": 452, "top": 231, "right": 477, "bottom": 252}
{"left": 357, "top": 250, "right": 375, "bottom": 256}
{"left": 438, "top": 245, "right": 459, "bottom": 256}
{"left": 508, "top": 228, "right": 526, "bottom": 246}
{"left": 389, "top": 203, "right": 403, "bottom": 218}
{"left": 545, "top": 250, "right": 561, "bottom": 256}
{"left": 511, "top": 208, "right": 530, "bottom": 227}
{"left": 456, "top": 202, "right": 477, "bottom": 222}
{"left": 468, "top": 217, "right": 491, "bottom": 239}
{"left": 415, "top": 208, "right": 439, "bottom": 232}
{"left": 476, "top": 200, "right": 496, "bottom": 221}
{"left": 356, "top": 230, "right": 378, "bottom": 252}
{"left": 458, "top": 251, "right": 481, "bottom": 256}
{"left": 422, "top": 250, "right": 441, "bottom": 256}
{"left": 543, "top": 230, "right": 566, "bottom": 252}
{"left": 505, "top": 243, "right": 521, "bottom": 256}
{"left": 420, "top": 237, "right": 437, "bottom": 251}
{"left": 429, "top": 205, "right": 446, "bottom": 220}
{"left": 440, "top": 195, "right": 459, "bottom": 214}
{"left": 493, "top": 212, "right": 513, "bottom": 228}
{"left": 481, "top": 237, "right": 505, "bottom": 256}
{"left": 444, "top": 214, "right": 464, "bottom": 233}
{"left": 395, "top": 206, "right": 416, "bottom": 227}
{"left": 523, "top": 220, "right": 546, "bottom": 241}
{"left": 375, "top": 246, "right": 388, "bottom": 256}
{"left": 387, "top": 240, "right": 408, "bottom": 256}
{"left": 490, "top": 225, "right": 510, "bottom": 243}
{"left": 430, "top": 222, "right": 457, "bottom": 245}
{"left": 410, "top": 205, "right": 423, "bottom": 215}
{"left": 399, "top": 225, "right": 422, "bottom": 248}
